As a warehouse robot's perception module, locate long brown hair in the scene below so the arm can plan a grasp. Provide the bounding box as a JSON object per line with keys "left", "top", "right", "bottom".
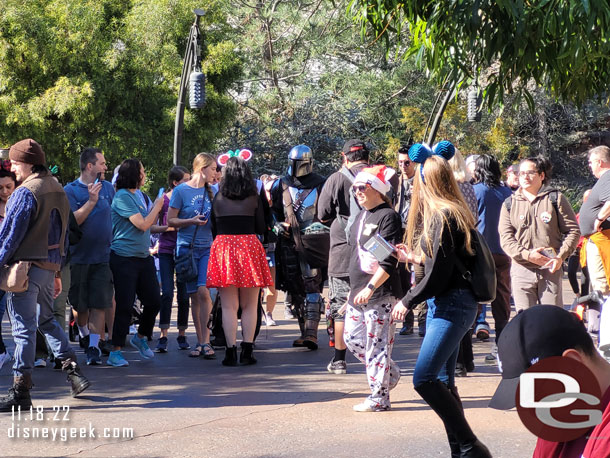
{"left": 192, "top": 152, "right": 215, "bottom": 203}
{"left": 405, "top": 155, "right": 475, "bottom": 256}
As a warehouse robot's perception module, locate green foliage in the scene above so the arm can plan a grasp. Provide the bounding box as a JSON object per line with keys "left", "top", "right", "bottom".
{"left": 0, "top": 0, "right": 241, "bottom": 188}
{"left": 348, "top": 0, "right": 610, "bottom": 111}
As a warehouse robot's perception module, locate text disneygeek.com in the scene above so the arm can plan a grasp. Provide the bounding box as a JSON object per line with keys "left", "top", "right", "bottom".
{"left": 6, "top": 405, "right": 134, "bottom": 442}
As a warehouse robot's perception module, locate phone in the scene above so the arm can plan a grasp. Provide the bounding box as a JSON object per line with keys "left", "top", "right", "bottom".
{"left": 157, "top": 187, "right": 165, "bottom": 199}
{"left": 94, "top": 172, "right": 102, "bottom": 184}
{"left": 363, "top": 232, "right": 396, "bottom": 262}
{"left": 540, "top": 248, "right": 557, "bottom": 258}
{"left": 201, "top": 208, "right": 211, "bottom": 221}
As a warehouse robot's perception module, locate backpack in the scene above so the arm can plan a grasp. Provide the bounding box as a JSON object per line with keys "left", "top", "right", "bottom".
{"left": 454, "top": 229, "right": 497, "bottom": 303}
{"left": 337, "top": 166, "right": 362, "bottom": 242}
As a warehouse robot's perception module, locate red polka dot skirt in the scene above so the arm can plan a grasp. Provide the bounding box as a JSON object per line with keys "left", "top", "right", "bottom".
{"left": 206, "top": 234, "right": 273, "bottom": 288}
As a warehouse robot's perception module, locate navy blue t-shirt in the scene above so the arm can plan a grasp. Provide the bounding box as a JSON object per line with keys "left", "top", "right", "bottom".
{"left": 473, "top": 182, "right": 512, "bottom": 254}
{"left": 64, "top": 179, "right": 115, "bottom": 264}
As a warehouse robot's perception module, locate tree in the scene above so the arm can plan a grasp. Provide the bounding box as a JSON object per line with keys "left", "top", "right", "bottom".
{"left": 348, "top": 1, "right": 610, "bottom": 111}
{"left": 0, "top": 0, "right": 241, "bottom": 188}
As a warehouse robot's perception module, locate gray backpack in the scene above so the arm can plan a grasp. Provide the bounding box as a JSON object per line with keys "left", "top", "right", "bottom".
{"left": 337, "top": 166, "right": 362, "bottom": 243}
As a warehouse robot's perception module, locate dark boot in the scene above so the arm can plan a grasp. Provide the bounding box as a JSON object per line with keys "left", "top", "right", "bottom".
{"left": 222, "top": 346, "right": 238, "bottom": 366}
{"left": 302, "top": 319, "right": 319, "bottom": 350}
{"left": 415, "top": 380, "right": 492, "bottom": 458}
{"left": 63, "top": 359, "right": 90, "bottom": 397}
{"left": 0, "top": 374, "right": 33, "bottom": 412}
{"left": 293, "top": 317, "right": 306, "bottom": 347}
{"left": 239, "top": 342, "right": 257, "bottom": 365}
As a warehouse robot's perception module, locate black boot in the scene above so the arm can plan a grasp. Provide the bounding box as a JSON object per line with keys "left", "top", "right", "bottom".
{"left": 0, "top": 374, "right": 33, "bottom": 412}
{"left": 302, "top": 319, "right": 319, "bottom": 350}
{"left": 222, "top": 346, "right": 238, "bottom": 366}
{"left": 293, "top": 317, "right": 306, "bottom": 347}
{"left": 239, "top": 342, "right": 257, "bottom": 365}
{"left": 415, "top": 380, "right": 492, "bottom": 458}
{"left": 62, "top": 359, "right": 90, "bottom": 397}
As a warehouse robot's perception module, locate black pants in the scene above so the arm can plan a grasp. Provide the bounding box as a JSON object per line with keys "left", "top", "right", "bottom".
{"left": 567, "top": 249, "right": 590, "bottom": 296}
{"left": 110, "top": 252, "right": 161, "bottom": 348}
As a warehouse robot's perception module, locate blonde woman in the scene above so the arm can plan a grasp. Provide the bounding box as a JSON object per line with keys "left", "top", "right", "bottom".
{"left": 392, "top": 155, "right": 491, "bottom": 457}
{"left": 167, "top": 153, "right": 218, "bottom": 359}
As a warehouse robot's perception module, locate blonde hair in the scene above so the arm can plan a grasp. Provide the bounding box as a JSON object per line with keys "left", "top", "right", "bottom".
{"left": 405, "top": 155, "right": 475, "bottom": 257}
{"left": 448, "top": 149, "right": 472, "bottom": 183}
{"left": 192, "top": 152, "right": 216, "bottom": 202}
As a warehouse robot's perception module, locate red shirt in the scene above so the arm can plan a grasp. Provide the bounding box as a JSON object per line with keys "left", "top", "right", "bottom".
{"left": 533, "top": 387, "right": 610, "bottom": 458}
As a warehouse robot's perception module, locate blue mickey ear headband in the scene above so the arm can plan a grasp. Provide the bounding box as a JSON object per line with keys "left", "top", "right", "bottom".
{"left": 409, "top": 141, "right": 456, "bottom": 184}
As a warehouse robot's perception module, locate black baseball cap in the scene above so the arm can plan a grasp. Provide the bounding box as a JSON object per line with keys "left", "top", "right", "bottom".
{"left": 489, "top": 305, "right": 594, "bottom": 410}
{"left": 342, "top": 139, "right": 367, "bottom": 155}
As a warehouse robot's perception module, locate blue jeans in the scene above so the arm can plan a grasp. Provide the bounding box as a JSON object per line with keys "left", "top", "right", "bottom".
{"left": 0, "top": 291, "right": 6, "bottom": 353}
{"left": 475, "top": 304, "right": 488, "bottom": 327}
{"left": 158, "top": 253, "right": 189, "bottom": 330}
{"left": 413, "top": 288, "right": 478, "bottom": 388}
{"left": 176, "top": 245, "right": 211, "bottom": 294}
{"left": 8, "top": 266, "right": 76, "bottom": 377}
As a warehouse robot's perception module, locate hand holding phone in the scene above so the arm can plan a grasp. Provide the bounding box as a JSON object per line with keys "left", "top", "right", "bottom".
{"left": 157, "top": 187, "right": 165, "bottom": 199}
{"left": 94, "top": 172, "right": 102, "bottom": 184}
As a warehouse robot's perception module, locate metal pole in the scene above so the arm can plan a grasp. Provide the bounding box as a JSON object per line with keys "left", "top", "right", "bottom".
{"left": 426, "top": 79, "right": 457, "bottom": 146}
{"left": 173, "top": 10, "right": 204, "bottom": 166}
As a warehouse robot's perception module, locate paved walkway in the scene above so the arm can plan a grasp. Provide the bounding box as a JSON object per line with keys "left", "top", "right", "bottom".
{"left": 0, "top": 300, "right": 539, "bottom": 458}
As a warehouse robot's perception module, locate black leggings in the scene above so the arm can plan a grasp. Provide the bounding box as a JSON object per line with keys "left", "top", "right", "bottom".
{"left": 567, "top": 249, "right": 590, "bottom": 296}
{"left": 110, "top": 252, "right": 161, "bottom": 348}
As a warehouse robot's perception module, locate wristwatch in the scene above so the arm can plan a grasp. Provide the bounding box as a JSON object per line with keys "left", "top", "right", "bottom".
{"left": 366, "top": 283, "right": 376, "bottom": 292}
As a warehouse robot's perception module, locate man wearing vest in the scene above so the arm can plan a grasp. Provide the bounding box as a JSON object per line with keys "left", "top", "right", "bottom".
{"left": 579, "top": 146, "right": 610, "bottom": 352}
{"left": 317, "top": 139, "right": 369, "bottom": 373}
{"left": 0, "top": 139, "right": 90, "bottom": 412}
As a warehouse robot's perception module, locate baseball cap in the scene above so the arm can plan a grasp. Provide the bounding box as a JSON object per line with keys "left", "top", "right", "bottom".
{"left": 342, "top": 139, "right": 367, "bottom": 155}
{"left": 489, "top": 305, "right": 593, "bottom": 410}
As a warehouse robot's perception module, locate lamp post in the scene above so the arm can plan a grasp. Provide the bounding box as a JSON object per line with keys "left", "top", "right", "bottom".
{"left": 173, "top": 8, "right": 206, "bottom": 166}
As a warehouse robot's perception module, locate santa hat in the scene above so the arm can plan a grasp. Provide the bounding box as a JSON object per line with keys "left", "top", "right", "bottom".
{"left": 353, "top": 165, "right": 392, "bottom": 195}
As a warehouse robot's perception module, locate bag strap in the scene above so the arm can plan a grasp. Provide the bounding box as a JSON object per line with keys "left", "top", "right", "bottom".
{"left": 454, "top": 229, "right": 474, "bottom": 282}
{"left": 337, "top": 166, "right": 362, "bottom": 229}
{"left": 281, "top": 181, "right": 306, "bottom": 255}
{"left": 188, "top": 189, "right": 208, "bottom": 250}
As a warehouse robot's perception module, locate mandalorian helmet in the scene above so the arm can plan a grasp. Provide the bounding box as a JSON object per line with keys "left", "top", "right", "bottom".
{"left": 288, "top": 145, "right": 313, "bottom": 178}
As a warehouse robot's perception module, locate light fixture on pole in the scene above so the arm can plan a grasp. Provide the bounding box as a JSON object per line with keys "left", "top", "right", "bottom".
{"left": 173, "top": 8, "right": 206, "bottom": 166}
{"left": 467, "top": 86, "right": 482, "bottom": 122}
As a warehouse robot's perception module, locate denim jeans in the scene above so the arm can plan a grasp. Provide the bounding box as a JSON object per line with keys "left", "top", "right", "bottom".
{"left": 176, "top": 245, "right": 211, "bottom": 294}
{"left": 8, "top": 266, "right": 76, "bottom": 377}
{"left": 413, "top": 288, "right": 478, "bottom": 388}
{"left": 158, "top": 253, "right": 189, "bottom": 330}
{"left": 0, "top": 291, "right": 6, "bottom": 354}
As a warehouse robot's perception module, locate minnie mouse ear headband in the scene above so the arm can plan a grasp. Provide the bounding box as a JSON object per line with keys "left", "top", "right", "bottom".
{"left": 217, "top": 149, "right": 253, "bottom": 167}
{"left": 353, "top": 165, "right": 393, "bottom": 195}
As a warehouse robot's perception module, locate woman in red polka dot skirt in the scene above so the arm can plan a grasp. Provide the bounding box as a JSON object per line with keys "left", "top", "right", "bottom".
{"left": 207, "top": 154, "right": 272, "bottom": 366}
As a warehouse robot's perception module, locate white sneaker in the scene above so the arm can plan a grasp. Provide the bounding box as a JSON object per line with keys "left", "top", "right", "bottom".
{"left": 265, "top": 313, "right": 277, "bottom": 326}
{"left": 284, "top": 308, "right": 295, "bottom": 319}
{"left": 34, "top": 358, "right": 47, "bottom": 368}
{"left": 129, "top": 324, "right": 138, "bottom": 335}
{"left": 0, "top": 352, "right": 12, "bottom": 370}
{"left": 353, "top": 402, "right": 390, "bottom": 412}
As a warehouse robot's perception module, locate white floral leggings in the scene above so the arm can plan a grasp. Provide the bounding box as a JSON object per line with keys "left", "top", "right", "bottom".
{"left": 344, "top": 300, "right": 400, "bottom": 409}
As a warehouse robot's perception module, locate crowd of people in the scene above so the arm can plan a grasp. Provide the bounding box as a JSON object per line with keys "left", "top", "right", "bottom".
{"left": 1, "top": 137, "right": 610, "bottom": 457}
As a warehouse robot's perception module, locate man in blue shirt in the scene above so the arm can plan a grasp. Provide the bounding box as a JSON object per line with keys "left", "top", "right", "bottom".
{"left": 64, "top": 148, "right": 115, "bottom": 365}
{"left": 0, "top": 139, "right": 90, "bottom": 412}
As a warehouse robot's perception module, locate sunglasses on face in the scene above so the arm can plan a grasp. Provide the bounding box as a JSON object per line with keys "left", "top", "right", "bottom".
{"left": 352, "top": 184, "right": 370, "bottom": 193}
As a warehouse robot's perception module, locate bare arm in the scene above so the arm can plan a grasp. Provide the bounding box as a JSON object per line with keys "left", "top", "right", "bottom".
{"left": 129, "top": 198, "right": 164, "bottom": 232}
{"left": 73, "top": 182, "right": 102, "bottom": 225}
{"left": 167, "top": 206, "right": 204, "bottom": 228}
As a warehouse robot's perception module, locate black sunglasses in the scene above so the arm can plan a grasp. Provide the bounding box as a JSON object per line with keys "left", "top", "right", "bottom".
{"left": 352, "top": 184, "right": 369, "bottom": 193}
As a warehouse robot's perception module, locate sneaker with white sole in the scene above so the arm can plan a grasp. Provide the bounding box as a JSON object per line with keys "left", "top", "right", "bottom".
{"left": 353, "top": 402, "right": 390, "bottom": 412}
{"left": 326, "top": 358, "right": 347, "bottom": 374}
{"left": 34, "top": 358, "right": 47, "bottom": 368}
{"left": 265, "top": 312, "right": 277, "bottom": 326}
{"left": 0, "top": 352, "right": 11, "bottom": 370}
{"left": 86, "top": 346, "right": 102, "bottom": 366}
{"left": 130, "top": 335, "right": 154, "bottom": 359}
{"left": 107, "top": 350, "right": 129, "bottom": 367}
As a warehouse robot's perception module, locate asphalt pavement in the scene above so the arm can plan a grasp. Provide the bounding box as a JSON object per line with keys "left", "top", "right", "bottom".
{"left": 0, "top": 293, "right": 546, "bottom": 457}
